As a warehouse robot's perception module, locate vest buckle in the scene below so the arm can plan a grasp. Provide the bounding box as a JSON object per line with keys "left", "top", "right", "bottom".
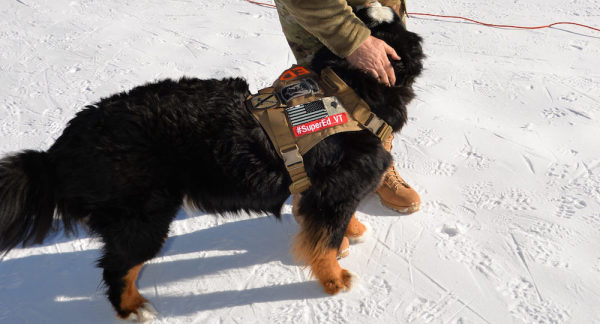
{"left": 280, "top": 144, "right": 303, "bottom": 168}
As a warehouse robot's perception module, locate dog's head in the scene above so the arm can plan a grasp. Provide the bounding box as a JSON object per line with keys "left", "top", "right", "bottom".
{"left": 354, "top": 4, "right": 424, "bottom": 86}
{"left": 311, "top": 5, "right": 424, "bottom": 132}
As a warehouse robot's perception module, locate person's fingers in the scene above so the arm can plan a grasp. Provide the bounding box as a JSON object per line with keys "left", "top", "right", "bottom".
{"left": 346, "top": 36, "right": 401, "bottom": 86}
{"left": 383, "top": 42, "right": 401, "bottom": 61}
{"left": 384, "top": 60, "right": 396, "bottom": 86}
{"left": 367, "top": 69, "right": 378, "bottom": 80}
{"left": 376, "top": 63, "right": 390, "bottom": 86}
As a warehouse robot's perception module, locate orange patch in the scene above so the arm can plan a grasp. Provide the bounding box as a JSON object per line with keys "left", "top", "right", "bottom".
{"left": 279, "top": 66, "right": 311, "bottom": 81}
{"left": 118, "top": 264, "right": 147, "bottom": 318}
{"left": 345, "top": 215, "right": 367, "bottom": 238}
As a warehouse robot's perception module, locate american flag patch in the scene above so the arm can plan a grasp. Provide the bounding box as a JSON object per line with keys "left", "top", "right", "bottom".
{"left": 285, "top": 98, "right": 348, "bottom": 137}
{"left": 286, "top": 100, "right": 329, "bottom": 126}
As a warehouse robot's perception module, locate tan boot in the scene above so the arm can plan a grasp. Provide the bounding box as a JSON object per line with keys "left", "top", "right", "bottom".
{"left": 376, "top": 135, "right": 421, "bottom": 213}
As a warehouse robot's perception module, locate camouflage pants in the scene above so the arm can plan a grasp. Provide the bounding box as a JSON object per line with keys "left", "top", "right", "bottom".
{"left": 275, "top": 0, "right": 407, "bottom": 65}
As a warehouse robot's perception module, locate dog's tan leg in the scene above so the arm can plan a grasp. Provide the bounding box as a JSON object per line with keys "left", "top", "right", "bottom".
{"left": 293, "top": 193, "right": 350, "bottom": 259}
{"left": 311, "top": 249, "right": 353, "bottom": 294}
{"left": 117, "top": 263, "right": 157, "bottom": 321}
{"left": 345, "top": 214, "right": 366, "bottom": 237}
{"left": 292, "top": 219, "right": 352, "bottom": 294}
{"left": 119, "top": 264, "right": 145, "bottom": 316}
{"left": 338, "top": 236, "right": 350, "bottom": 259}
{"left": 345, "top": 215, "right": 371, "bottom": 243}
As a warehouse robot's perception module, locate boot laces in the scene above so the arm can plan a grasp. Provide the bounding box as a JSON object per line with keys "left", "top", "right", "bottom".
{"left": 383, "top": 166, "right": 411, "bottom": 190}
{"left": 381, "top": 135, "right": 410, "bottom": 190}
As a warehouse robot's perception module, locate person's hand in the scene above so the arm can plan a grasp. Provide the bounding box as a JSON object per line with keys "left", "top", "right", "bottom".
{"left": 346, "top": 35, "right": 401, "bottom": 86}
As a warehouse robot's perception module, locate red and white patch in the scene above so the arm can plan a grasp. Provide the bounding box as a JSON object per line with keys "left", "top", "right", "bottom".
{"left": 293, "top": 113, "right": 348, "bottom": 137}
{"left": 285, "top": 97, "right": 349, "bottom": 137}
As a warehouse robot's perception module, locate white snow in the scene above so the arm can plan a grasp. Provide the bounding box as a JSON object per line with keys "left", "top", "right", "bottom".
{"left": 1, "top": 0, "right": 599, "bottom": 323}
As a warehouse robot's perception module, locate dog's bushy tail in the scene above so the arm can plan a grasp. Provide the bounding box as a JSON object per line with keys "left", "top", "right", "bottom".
{"left": 0, "top": 150, "right": 58, "bottom": 253}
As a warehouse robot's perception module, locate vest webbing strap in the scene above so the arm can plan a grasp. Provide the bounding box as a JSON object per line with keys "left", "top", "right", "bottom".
{"left": 320, "top": 68, "right": 393, "bottom": 141}
{"left": 265, "top": 107, "right": 311, "bottom": 193}
{"left": 246, "top": 90, "right": 309, "bottom": 194}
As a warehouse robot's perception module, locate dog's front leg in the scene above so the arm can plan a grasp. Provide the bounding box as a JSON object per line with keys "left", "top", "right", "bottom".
{"left": 293, "top": 194, "right": 369, "bottom": 258}
{"left": 291, "top": 191, "right": 358, "bottom": 294}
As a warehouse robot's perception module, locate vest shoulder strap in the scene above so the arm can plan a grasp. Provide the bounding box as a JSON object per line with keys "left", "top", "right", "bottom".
{"left": 319, "top": 68, "right": 393, "bottom": 141}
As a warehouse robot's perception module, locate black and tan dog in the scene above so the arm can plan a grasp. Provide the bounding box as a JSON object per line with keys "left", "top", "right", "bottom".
{"left": 0, "top": 6, "right": 423, "bottom": 321}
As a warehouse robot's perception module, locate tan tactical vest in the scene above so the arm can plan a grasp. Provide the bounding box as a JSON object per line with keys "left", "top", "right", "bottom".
{"left": 246, "top": 66, "right": 392, "bottom": 194}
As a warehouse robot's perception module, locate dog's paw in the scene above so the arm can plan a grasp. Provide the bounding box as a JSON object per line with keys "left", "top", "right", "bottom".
{"left": 321, "top": 269, "right": 353, "bottom": 295}
{"left": 125, "top": 303, "right": 158, "bottom": 322}
{"left": 347, "top": 221, "right": 372, "bottom": 244}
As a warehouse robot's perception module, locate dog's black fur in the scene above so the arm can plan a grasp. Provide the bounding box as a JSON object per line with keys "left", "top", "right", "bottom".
{"left": 0, "top": 7, "right": 423, "bottom": 318}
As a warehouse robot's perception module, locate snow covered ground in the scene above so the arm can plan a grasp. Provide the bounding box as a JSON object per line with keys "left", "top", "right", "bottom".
{"left": 1, "top": 0, "right": 599, "bottom": 322}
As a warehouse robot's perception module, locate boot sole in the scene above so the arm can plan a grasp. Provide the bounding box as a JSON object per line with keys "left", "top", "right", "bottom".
{"left": 337, "top": 248, "right": 350, "bottom": 259}
{"left": 380, "top": 199, "right": 421, "bottom": 214}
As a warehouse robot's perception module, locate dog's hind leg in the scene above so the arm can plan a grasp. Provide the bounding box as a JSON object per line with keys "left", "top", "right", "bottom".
{"left": 90, "top": 200, "right": 179, "bottom": 321}
{"left": 99, "top": 221, "right": 171, "bottom": 321}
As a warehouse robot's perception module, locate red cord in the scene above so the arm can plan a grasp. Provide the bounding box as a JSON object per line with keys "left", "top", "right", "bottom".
{"left": 246, "top": 0, "right": 276, "bottom": 8}
{"left": 244, "top": 0, "right": 600, "bottom": 33}
{"left": 407, "top": 12, "right": 600, "bottom": 32}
